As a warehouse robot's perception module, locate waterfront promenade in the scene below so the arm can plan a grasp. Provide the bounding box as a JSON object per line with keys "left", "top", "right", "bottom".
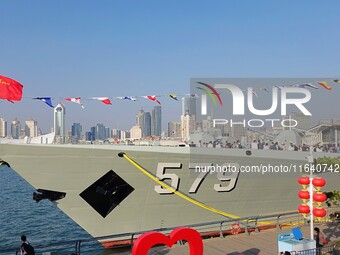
{"left": 148, "top": 223, "right": 339, "bottom": 255}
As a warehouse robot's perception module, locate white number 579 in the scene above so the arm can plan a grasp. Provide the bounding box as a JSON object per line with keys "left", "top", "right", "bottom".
{"left": 154, "top": 163, "right": 182, "bottom": 194}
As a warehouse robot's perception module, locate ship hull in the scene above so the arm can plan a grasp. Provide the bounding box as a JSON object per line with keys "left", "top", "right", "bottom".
{"left": 1, "top": 144, "right": 339, "bottom": 242}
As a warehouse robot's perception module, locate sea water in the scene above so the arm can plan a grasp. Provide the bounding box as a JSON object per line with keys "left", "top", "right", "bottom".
{"left": 0, "top": 166, "right": 128, "bottom": 255}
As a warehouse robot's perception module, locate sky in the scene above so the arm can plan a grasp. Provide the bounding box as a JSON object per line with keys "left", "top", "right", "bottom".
{"left": 1, "top": 0, "right": 340, "bottom": 133}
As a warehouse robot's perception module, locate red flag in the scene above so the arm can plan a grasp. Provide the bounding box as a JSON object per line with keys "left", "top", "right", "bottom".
{"left": 0, "top": 75, "right": 23, "bottom": 101}
{"left": 92, "top": 97, "right": 112, "bottom": 105}
{"left": 144, "top": 95, "right": 161, "bottom": 104}
{"left": 65, "top": 97, "right": 85, "bottom": 109}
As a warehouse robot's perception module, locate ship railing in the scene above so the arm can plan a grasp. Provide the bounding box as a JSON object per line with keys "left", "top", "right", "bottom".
{"left": 3, "top": 207, "right": 339, "bottom": 255}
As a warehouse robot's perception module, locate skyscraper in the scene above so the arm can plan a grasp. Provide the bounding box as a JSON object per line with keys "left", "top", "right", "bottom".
{"left": 90, "top": 126, "right": 96, "bottom": 141}
{"left": 54, "top": 104, "right": 66, "bottom": 143}
{"left": 136, "top": 109, "right": 144, "bottom": 131}
{"left": 122, "top": 130, "right": 130, "bottom": 139}
{"left": 11, "top": 118, "right": 21, "bottom": 139}
{"left": 71, "top": 123, "right": 82, "bottom": 140}
{"left": 25, "top": 119, "right": 38, "bottom": 138}
{"left": 95, "top": 123, "right": 106, "bottom": 141}
{"left": 136, "top": 109, "right": 151, "bottom": 138}
{"left": 105, "top": 127, "right": 111, "bottom": 139}
{"left": 112, "top": 129, "right": 121, "bottom": 139}
{"left": 152, "top": 106, "right": 162, "bottom": 136}
{"left": 168, "top": 121, "right": 181, "bottom": 138}
{"left": 0, "top": 118, "right": 7, "bottom": 138}
{"left": 181, "top": 114, "right": 195, "bottom": 142}
{"left": 180, "top": 96, "right": 197, "bottom": 141}
{"left": 143, "top": 112, "right": 151, "bottom": 137}
{"left": 182, "top": 96, "right": 196, "bottom": 117}
{"left": 85, "top": 131, "right": 92, "bottom": 141}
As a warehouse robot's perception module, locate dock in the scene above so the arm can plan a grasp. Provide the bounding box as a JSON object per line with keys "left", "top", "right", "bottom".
{"left": 148, "top": 223, "right": 339, "bottom": 255}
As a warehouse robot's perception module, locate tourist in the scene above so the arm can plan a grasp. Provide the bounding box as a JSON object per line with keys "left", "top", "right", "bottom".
{"left": 258, "top": 140, "right": 264, "bottom": 150}
{"left": 288, "top": 142, "right": 294, "bottom": 151}
{"left": 314, "top": 227, "right": 325, "bottom": 253}
{"left": 270, "top": 142, "right": 277, "bottom": 150}
{"left": 20, "top": 235, "right": 35, "bottom": 255}
{"left": 251, "top": 140, "right": 258, "bottom": 149}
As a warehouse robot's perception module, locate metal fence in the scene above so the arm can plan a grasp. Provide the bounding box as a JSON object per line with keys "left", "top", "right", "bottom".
{"left": 2, "top": 208, "right": 339, "bottom": 255}
{"left": 289, "top": 245, "right": 340, "bottom": 255}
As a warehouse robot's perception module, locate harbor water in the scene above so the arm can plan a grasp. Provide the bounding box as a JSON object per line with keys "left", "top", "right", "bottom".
{"left": 0, "top": 166, "right": 129, "bottom": 255}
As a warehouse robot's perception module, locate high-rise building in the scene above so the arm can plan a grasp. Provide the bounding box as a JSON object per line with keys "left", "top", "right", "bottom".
{"left": 0, "top": 118, "right": 7, "bottom": 138}
{"left": 182, "top": 96, "right": 196, "bottom": 117}
{"left": 112, "top": 129, "right": 121, "bottom": 139}
{"left": 71, "top": 123, "right": 82, "bottom": 140}
{"left": 88, "top": 124, "right": 107, "bottom": 141}
{"left": 105, "top": 127, "right": 111, "bottom": 139}
{"left": 168, "top": 121, "right": 181, "bottom": 138}
{"left": 181, "top": 114, "right": 195, "bottom": 142}
{"left": 95, "top": 124, "right": 106, "bottom": 141}
{"left": 152, "top": 106, "right": 162, "bottom": 136}
{"left": 90, "top": 126, "right": 96, "bottom": 141}
{"left": 85, "top": 131, "right": 92, "bottom": 141}
{"left": 54, "top": 104, "right": 66, "bottom": 143}
{"left": 136, "top": 109, "right": 151, "bottom": 137}
{"left": 66, "top": 128, "right": 72, "bottom": 143}
{"left": 130, "top": 126, "right": 142, "bottom": 140}
{"left": 11, "top": 118, "right": 21, "bottom": 139}
{"left": 122, "top": 130, "right": 130, "bottom": 139}
{"left": 25, "top": 119, "right": 38, "bottom": 138}
{"left": 136, "top": 108, "right": 144, "bottom": 127}
{"left": 143, "top": 112, "right": 151, "bottom": 137}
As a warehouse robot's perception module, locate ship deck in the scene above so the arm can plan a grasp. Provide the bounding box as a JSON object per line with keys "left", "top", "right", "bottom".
{"left": 140, "top": 223, "right": 339, "bottom": 255}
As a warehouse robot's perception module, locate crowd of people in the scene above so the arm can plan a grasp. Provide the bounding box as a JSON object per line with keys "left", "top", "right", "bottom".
{"left": 197, "top": 140, "right": 340, "bottom": 153}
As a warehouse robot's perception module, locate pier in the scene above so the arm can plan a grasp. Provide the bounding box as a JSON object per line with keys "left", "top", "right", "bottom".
{"left": 2, "top": 214, "right": 339, "bottom": 255}
{"left": 149, "top": 223, "right": 339, "bottom": 255}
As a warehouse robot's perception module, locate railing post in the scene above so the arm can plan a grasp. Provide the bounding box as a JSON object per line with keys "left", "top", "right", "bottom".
{"left": 130, "top": 233, "right": 135, "bottom": 251}
{"left": 219, "top": 222, "right": 224, "bottom": 238}
{"left": 254, "top": 218, "right": 259, "bottom": 233}
{"left": 276, "top": 215, "right": 281, "bottom": 230}
{"left": 75, "top": 240, "right": 81, "bottom": 255}
{"left": 245, "top": 219, "right": 250, "bottom": 235}
{"left": 74, "top": 240, "right": 77, "bottom": 254}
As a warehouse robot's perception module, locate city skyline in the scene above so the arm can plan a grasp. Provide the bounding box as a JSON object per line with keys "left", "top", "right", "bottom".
{"left": 1, "top": 92, "right": 339, "bottom": 140}
{"left": 0, "top": 104, "right": 165, "bottom": 141}
{"left": 0, "top": 103, "right": 173, "bottom": 134}
{"left": 1, "top": 1, "right": 340, "bottom": 132}
{"left": 2, "top": 76, "right": 340, "bottom": 135}
{"left": 1, "top": 105, "right": 340, "bottom": 148}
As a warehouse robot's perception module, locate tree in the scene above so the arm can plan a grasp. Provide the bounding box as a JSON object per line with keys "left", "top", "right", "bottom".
{"left": 324, "top": 190, "right": 340, "bottom": 207}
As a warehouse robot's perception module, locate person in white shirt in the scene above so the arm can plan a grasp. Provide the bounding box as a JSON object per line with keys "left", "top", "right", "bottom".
{"left": 251, "top": 140, "right": 258, "bottom": 149}
{"left": 288, "top": 143, "right": 295, "bottom": 151}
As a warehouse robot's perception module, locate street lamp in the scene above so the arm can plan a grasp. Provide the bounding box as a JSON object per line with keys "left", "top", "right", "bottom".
{"left": 294, "top": 128, "right": 315, "bottom": 240}
{"left": 306, "top": 152, "right": 314, "bottom": 240}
